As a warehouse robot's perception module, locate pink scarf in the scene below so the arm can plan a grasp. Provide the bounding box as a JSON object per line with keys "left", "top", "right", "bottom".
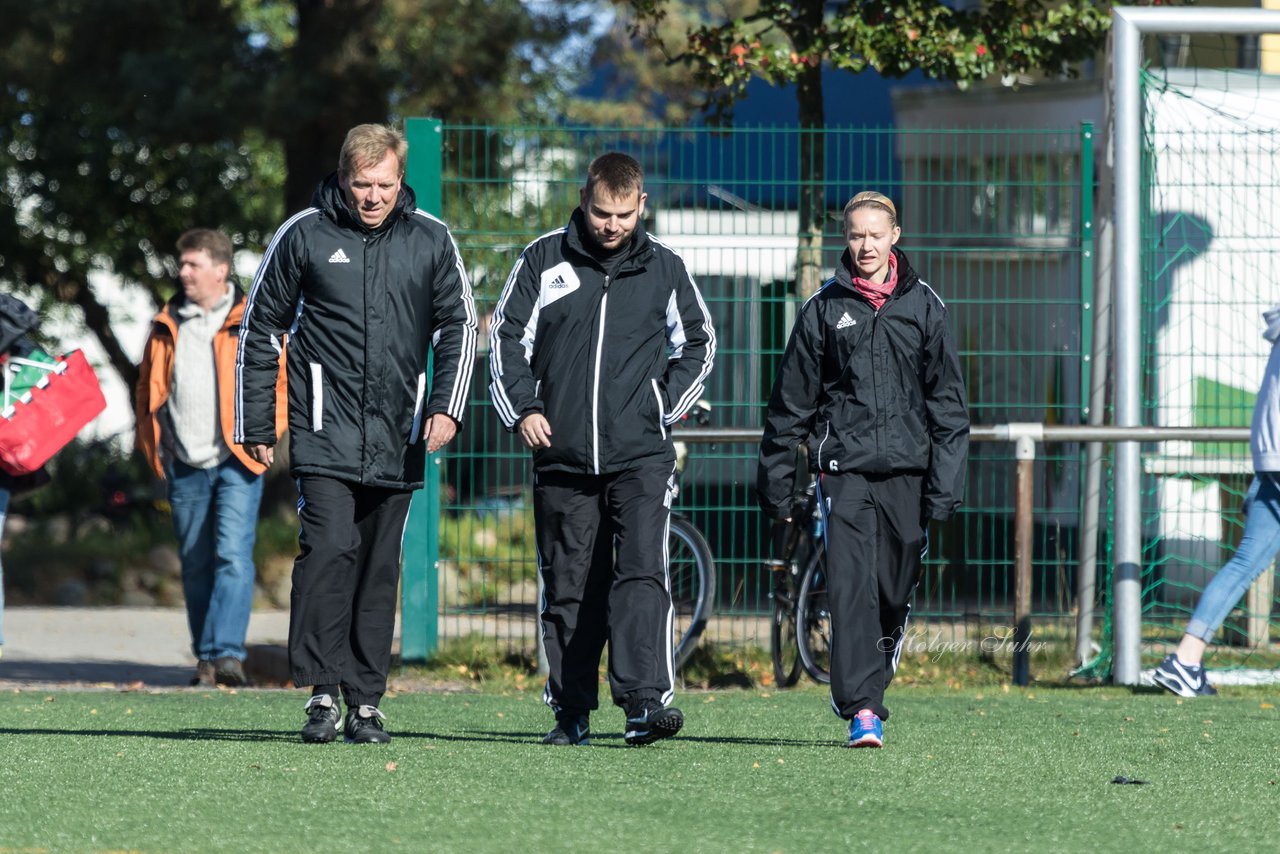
{"left": 850, "top": 252, "right": 898, "bottom": 311}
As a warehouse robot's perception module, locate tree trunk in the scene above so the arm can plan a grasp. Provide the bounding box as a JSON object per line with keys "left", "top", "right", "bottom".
{"left": 279, "top": 0, "right": 392, "bottom": 213}
{"left": 39, "top": 265, "right": 141, "bottom": 393}
{"left": 795, "top": 61, "right": 826, "bottom": 299}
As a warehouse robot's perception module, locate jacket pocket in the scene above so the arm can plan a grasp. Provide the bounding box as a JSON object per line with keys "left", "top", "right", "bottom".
{"left": 814, "top": 419, "right": 841, "bottom": 472}
{"left": 408, "top": 371, "right": 427, "bottom": 444}
{"left": 651, "top": 378, "right": 666, "bottom": 440}
{"left": 308, "top": 362, "right": 324, "bottom": 432}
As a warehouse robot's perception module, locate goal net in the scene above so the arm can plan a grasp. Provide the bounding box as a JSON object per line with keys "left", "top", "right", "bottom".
{"left": 1087, "top": 11, "right": 1280, "bottom": 683}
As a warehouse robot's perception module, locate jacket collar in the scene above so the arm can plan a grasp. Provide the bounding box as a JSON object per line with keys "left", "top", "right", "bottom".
{"left": 157, "top": 283, "right": 246, "bottom": 335}
{"left": 564, "top": 208, "right": 654, "bottom": 272}
{"left": 175, "top": 282, "right": 235, "bottom": 320}
{"left": 312, "top": 171, "right": 418, "bottom": 234}
{"left": 832, "top": 246, "right": 918, "bottom": 300}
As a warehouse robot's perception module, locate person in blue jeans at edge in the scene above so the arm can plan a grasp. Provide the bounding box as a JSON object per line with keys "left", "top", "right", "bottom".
{"left": 0, "top": 467, "right": 49, "bottom": 657}
{"left": 1, "top": 292, "right": 48, "bottom": 659}
{"left": 135, "top": 228, "right": 287, "bottom": 687}
{"left": 0, "top": 483, "right": 7, "bottom": 656}
{"left": 1154, "top": 305, "right": 1280, "bottom": 698}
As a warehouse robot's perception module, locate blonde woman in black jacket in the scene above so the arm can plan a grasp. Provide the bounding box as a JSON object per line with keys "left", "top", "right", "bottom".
{"left": 758, "top": 191, "right": 969, "bottom": 748}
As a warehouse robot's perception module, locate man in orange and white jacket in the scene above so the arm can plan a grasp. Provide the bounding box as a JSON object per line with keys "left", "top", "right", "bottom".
{"left": 135, "top": 228, "right": 286, "bottom": 688}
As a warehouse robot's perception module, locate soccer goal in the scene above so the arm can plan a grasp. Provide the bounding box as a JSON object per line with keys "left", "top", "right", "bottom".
{"left": 1106, "top": 5, "right": 1280, "bottom": 684}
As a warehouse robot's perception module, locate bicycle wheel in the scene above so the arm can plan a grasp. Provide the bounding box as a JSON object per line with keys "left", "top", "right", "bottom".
{"left": 796, "top": 543, "right": 831, "bottom": 684}
{"left": 667, "top": 514, "right": 716, "bottom": 667}
{"left": 770, "top": 590, "right": 802, "bottom": 687}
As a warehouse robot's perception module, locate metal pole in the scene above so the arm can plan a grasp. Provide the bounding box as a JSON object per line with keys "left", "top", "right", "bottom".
{"left": 1113, "top": 6, "right": 1280, "bottom": 34}
{"left": 1077, "top": 113, "right": 1113, "bottom": 667}
{"left": 1108, "top": 5, "right": 1280, "bottom": 684}
{"left": 671, "top": 425, "right": 1250, "bottom": 445}
{"left": 1110, "top": 9, "right": 1144, "bottom": 685}
{"left": 1013, "top": 435, "right": 1036, "bottom": 686}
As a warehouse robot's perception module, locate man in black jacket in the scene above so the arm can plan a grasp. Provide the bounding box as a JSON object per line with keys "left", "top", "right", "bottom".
{"left": 490, "top": 152, "right": 715, "bottom": 746}
{"left": 758, "top": 191, "right": 968, "bottom": 749}
{"left": 236, "top": 124, "right": 477, "bottom": 744}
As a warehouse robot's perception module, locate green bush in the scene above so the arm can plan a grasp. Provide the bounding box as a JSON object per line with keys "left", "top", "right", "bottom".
{"left": 13, "top": 435, "right": 161, "bottom": 523}
{"left": 3, "top": 515, "right": 175, "bottom": 606}
{"left": 2, "top": 436, "right": 302, "bottom": 607}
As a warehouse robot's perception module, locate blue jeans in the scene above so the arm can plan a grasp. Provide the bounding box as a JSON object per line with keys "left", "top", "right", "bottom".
{"left": 167, "top": 456, "right": 264, "bottom": 661}
{"left": 1186, "top": 472, "right": 1280, "bottom": 642}
{"left": 0, "top": 484, "right": 8, "bottom": 648}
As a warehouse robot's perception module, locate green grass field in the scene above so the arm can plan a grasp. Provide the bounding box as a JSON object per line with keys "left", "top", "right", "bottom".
{"left": 2, "top": 682, "right": 1277, "bottom": 852}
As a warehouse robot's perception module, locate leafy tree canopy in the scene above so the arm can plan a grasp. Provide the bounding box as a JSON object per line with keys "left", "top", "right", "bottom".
{"left": 0, "top": 0, "right": 593, "bottom": 387}
{"left": 628, "top": 0, "right": 1184, "bottom": 122}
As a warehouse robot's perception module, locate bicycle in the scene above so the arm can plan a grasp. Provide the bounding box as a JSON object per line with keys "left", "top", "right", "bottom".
{"left": 668, "top": 400, "right": 716, "bottom": 668}
{"left": 767, "top": 481, "right": 831, "bottom": 686}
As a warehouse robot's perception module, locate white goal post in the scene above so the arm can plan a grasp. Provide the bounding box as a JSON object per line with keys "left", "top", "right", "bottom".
{"left": 1111, "top": 5, "right": 1280, "bottom": 685}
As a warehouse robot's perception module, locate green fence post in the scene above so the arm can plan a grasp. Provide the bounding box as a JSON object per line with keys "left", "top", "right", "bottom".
{"left": 1080, "top": 122, "right": 1095, "bottom": 415}
{"left": 400, "top": 117, "right": 444, "bottom": 662}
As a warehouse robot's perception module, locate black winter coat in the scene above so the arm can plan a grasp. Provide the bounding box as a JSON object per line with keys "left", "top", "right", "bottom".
{"left": 235, "top": 174, "right": 477, "bottom": 489}
{"left": 757, "top": 247, "right": 969, "bottom": 520}
{"left": 489, "top": 210, "right": 715, "bottom": 474}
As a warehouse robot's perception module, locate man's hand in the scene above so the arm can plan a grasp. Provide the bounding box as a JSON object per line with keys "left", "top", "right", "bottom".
{"left": 518, "top": 413, "right": 553, "bottom": 449}
{"left": 424, "top": 413, "right": 459, "bottom": 453}
{"left": 245, "top": 443, "right": 275, "bottom": 468}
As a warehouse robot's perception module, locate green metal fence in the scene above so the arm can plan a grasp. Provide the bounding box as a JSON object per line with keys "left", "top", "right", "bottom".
{"left": 402, "top": 121, "right": 1097, "bottom": 662}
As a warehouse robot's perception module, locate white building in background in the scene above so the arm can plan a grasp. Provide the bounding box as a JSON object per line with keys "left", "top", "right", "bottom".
{"left": 654, "top": 207, "right": 798, "bottom": 430}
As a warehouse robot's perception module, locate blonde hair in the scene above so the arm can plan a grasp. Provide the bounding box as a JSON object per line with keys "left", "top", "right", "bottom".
{"left": 842, "top": 191, "right": 898, "bottom": 230}
{"left": 338, "top": 124, "right": 408, "bottom": 177}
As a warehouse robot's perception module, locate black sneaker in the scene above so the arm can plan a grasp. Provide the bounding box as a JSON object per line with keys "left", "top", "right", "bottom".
{"left": 624, "top": 702, "right": 684, "bottom": 746}
{"left": 301, "top": 694, "right": 341, "bottom": 743}
{"left": 345, "top": 705, "right": 391, "bottom": 744}
{"left": 543, "top": 711, "right": 590, "bottom": 746}
{"left": 1153, "top": 653, "right": 1217, "bottom": 697}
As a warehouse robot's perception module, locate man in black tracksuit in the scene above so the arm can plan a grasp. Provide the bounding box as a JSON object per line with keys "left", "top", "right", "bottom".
{"left": 758, "top": 191, "right": 968, "bottom": 748}
{"left": 236, "top": 124, "right": 477, "bottom": 744}
{"left": 490, "top": 152, "right": 715, "bottom": 746}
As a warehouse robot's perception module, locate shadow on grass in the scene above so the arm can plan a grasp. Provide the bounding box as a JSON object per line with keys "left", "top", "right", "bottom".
{"left": 0, "top": 726, "right": 299, "bottom": 742}
{"left": 0, "top": 722, "right": 896, "bottom": 748}
{"left": 0, "top": 661, "right": 195, "bottom": 685}
{"left": 427, "top": 728, "right": 834, "bottom": 748}
{"left": 995, "top": 680, "right": 1167, "bottom": 695}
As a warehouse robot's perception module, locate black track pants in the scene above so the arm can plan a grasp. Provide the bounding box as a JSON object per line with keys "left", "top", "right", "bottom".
{"left": 534, "top": 462, "right": 675, "bottom": 714}
{"left": 819, "top": 471, "right": 925, "bottom": 721}
{"left": 289, "top": 475, "right": 412, "bottom": 708}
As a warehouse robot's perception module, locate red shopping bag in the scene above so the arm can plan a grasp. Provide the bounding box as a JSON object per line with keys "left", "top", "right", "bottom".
{"left": 0, "top": 349, "right": 107, "bottom": 475}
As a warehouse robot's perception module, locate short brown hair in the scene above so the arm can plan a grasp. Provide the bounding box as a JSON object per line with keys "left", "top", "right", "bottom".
{"left": 584, "top": 152, "right": 644, "bottom": 200}
{"left": 842, "top": 191, "right": 899, "bottom": 230}
{"left": 338, "top": 123, "right": 408, "bottom": 177}
{"left": 175, "top": 228, "right": 233, "bottom": 268}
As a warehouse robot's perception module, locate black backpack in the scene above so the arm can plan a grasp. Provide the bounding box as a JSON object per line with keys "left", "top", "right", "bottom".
{"left": 0, "top": 293, "right": 38, "bottom": 355}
